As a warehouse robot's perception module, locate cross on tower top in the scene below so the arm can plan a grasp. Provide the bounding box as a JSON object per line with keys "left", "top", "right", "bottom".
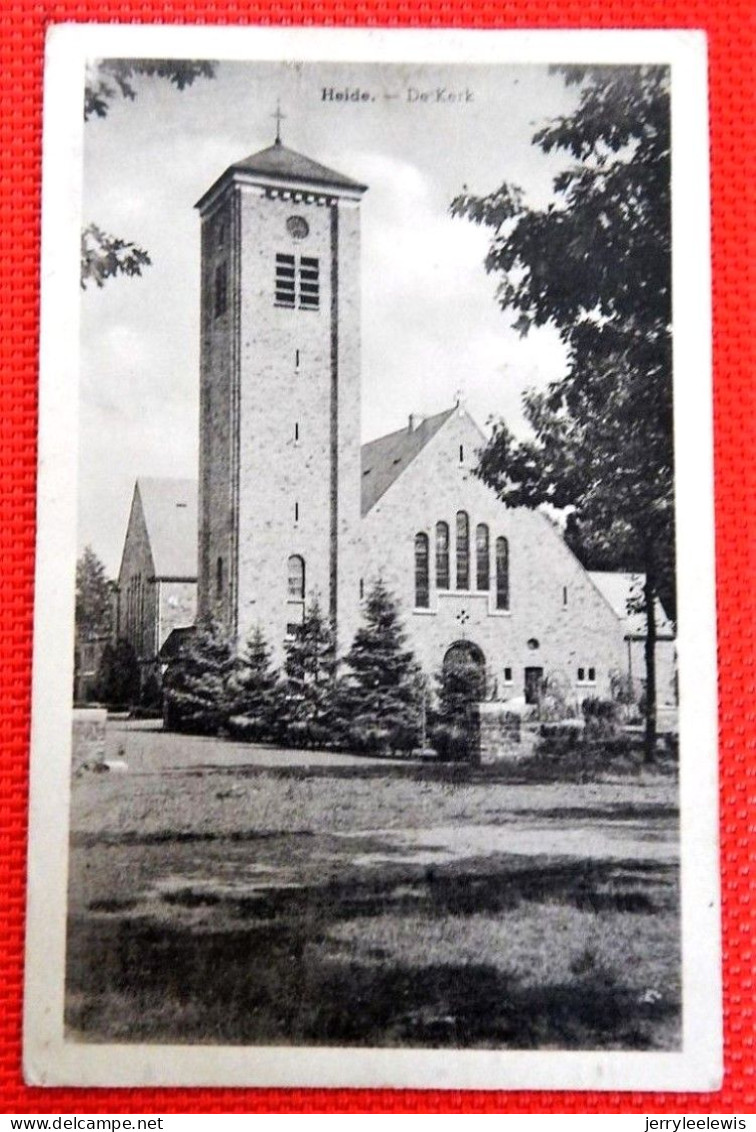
{"left": 272, "top": 102, "right": 286, "bottom": 146}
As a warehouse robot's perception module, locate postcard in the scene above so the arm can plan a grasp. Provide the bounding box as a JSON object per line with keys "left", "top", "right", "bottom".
{"left": 25, "top": 24, "right": 720, "bottom": 1090}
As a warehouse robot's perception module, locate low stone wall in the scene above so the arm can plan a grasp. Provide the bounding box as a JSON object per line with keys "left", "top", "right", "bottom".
{"left": 72, "top": 707, "right": 107, "bottom": 773}
{"left": 470, "top": 703, "right": 539, "bottom": 765}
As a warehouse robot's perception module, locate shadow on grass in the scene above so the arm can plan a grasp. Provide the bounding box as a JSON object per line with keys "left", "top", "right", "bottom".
{"left": 66, "top": 915, "right": 678, "bottom": 1049}
{"left": 66, "top": 855, "right": 680, "bottom": 1048}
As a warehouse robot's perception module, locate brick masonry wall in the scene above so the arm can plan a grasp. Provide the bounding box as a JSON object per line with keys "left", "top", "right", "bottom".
{"left": 360, "top": 407, "right": 645, "bottom": 705}
{"left": 200, "top": 176, "right": 364, "bottom": 662}
{"left": 157, "top": 580, "right": 198, "bottom": 654}
{"left": 116, "top": 485, "right": 158, "bottom": 664}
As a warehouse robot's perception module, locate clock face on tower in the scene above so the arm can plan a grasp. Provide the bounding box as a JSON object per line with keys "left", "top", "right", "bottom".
{"left": 286, "top": 215, "right": 310, "bottom": 240}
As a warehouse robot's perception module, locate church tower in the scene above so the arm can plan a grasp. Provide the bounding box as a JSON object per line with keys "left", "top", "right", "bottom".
{"left": 195, "top": 125, "right": 367, "bottom": 657}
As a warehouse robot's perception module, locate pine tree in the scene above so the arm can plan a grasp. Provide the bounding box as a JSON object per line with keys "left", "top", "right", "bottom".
{"left": 341, "top": 579, "right": 424, "bottom": 754}
{"left": 281, "top": 597, "right": 338, "bottom": 747}
{"left": 95, "top": 637, "right": 140, "bottom": 708}
{"left": 163, "top": 618, "right": 235, "bottom": 735}
{"left": 75, "top": 546, "right": 113, "bottom": 640}
{"left": 228, "top": 626, "right": 282, "bottom": 742}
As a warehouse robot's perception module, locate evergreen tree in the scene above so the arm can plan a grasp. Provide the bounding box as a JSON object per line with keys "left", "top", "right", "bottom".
{"left": 163, "top": 618, "right": 234, "bottom": 735}
{"left": 436, "top": 655, "right": 486, "bottom": 725}
{"left": 281, "top": 597, "right": 338, "bottom": 747}
{"left": 75, "top": 546, "right": 113, "bottom": 640}
{"left": 228, "top": 626, "right": 282, "bottom": 742}
{"left": 95, "top": 637, "right": 140, "bottom": 708}
{"left": 341, "top": 579, "right": 423, "bottom": 754}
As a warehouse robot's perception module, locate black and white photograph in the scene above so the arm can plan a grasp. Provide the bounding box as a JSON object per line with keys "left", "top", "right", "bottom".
{"left": 25, "top": 26, "right": 719, "bottom": 1090}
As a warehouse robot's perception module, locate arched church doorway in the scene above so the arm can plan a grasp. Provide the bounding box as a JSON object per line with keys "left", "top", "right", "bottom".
{"left": 442, "top": 640, "right": 487, "bottom": 703}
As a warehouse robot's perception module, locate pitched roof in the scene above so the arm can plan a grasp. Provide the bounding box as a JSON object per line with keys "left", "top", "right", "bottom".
{"left": 137, "top": 477, "right": 198, "bottom": 579}
{"left": 588, "top": 572, "right": 675, "bottom": 639}
{"left": 231, "top": 141, "right": 368, "bottom": 192}
{"left": 360, "top": 408, "right": 457, "bottom": 515}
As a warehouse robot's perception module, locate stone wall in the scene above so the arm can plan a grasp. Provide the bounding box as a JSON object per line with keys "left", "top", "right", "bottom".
{"left": 360, "top": 407, "right": 633, "bottom": 703}
{"left": 469, "top": 702, "right": 539, "bottom": 765}
{"left": 71, "top": 707, "right": 107, "bottom": 773}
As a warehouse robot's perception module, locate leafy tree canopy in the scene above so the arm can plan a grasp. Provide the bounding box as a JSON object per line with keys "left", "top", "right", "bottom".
{"left": 75, "top": 545, "right": 113, "bottom": 640}
{"left": 451, "top": 65, "right": 674, "bottom": 754}
{"left": 81, "top": 59, "right": 216, "bottom": 289}
{"left": 84, "top": 59, "right": 216, "bottom": 121}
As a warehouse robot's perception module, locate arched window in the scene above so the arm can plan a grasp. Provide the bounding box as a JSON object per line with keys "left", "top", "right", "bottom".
{"left": 496, "top": 537, "right": 509, "bottom": 610}
{"left": 436, "top": 521, "right": 450, "bottom": 590}
{"left": 415, "top": 532, "right": 430, "bottom": 608}
{"left": 287, "top": 554, "right": 305, "bottom": 600}
{"left": 476, "top": 523, "right": 490, "bottom": 590}
{"left": 456, "top": 511, "right": 470, "bottom": 590}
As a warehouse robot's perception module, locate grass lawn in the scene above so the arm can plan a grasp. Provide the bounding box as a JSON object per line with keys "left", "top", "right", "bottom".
{"left": 65, "top": 721, "right": 681, "bottom": 1050}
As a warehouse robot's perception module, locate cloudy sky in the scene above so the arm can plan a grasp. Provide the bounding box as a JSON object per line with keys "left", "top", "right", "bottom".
{"left": 79, "top": 59, "right": 579, "bottom": 574}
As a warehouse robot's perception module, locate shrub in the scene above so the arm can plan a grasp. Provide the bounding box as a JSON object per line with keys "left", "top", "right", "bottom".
{"left": 431, "top": 722, "right": 473, "bottom": 762}
{"left": 581, "top": 696, "right": 620, "bottom": 739}
{"left": 162, "top": 619, "right": 235, "bottom": 735}
{"left": 95, "top": 638, "right": 140, "bottom": 709}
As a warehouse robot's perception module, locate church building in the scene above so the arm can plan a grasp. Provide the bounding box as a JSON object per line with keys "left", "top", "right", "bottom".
{"left": 188, "top": 130, "right": 675, "bottom": 707}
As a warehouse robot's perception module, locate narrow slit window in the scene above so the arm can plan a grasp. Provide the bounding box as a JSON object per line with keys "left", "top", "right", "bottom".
{"left": 476, "top": 523, "right": 490, "bottom": 591}
{"left": 294, "top": 501, "right": 299, "bottom": 523}
{"left": 214, "top": 262, "right": 228, "bottom": 318}
{"left": 359, "top": 578, "right": 364, "bottom": 600}
{"left": 563, "top": 586, "right": 568, "bottom": 607}
{"left": 294, "top": 422, "right": 299, "bottom": 442}
{"left": 456, "top": 511, "right": 470, "bottom": 590}
{"left": 415, "top": 532, "right": 430, "bottom": 608}
{"left": 216, "top": 556, "right": 224, "bottom": 598}
{"left": 295, "top": 349, "right": 300, "bottom": 369}
{"left": 459, "top": 445, "right": 464, "bottom": 464}
{"left": 588, "top": 667, "right": 596, "bottom": 682}
{"left": 436, "top": 521, "right": 450, "bottom": 590}
{"left": 495, "top": 536, "right": 509, "bottom": 610}
{"left": 578, "top": 667, "right": 585, "bottom": 681}
{"left": 287, "top": 555, "right": 305, "bottom": 600}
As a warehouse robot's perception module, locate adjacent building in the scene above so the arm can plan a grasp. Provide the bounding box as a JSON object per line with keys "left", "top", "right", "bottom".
{"left": 115, "top": 478, "right": 198, "bottom": 675}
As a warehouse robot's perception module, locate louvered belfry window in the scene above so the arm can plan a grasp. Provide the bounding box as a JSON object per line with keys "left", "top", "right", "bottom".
{"left": 275, "top": 254, "right": 320, "bottom": 310}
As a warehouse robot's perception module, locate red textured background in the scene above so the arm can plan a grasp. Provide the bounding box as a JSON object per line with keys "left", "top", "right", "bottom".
{"left": 1, "top": 0, "right": 753, "bottom": 1116}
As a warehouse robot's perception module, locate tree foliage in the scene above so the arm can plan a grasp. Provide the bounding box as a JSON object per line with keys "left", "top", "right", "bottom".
{"left": 163, "top": 618, "right": 234, "bottom": 735}
{"left": 341, "top": 579, "right": 423, "bottom": 753}
{"left": 81, "top": 224, "right": 152, "bottom": 290}
{"left": 75, "top": 545, "right": 113, "bottom": 640}
{"left": 281, "top": 597, "right": 339, "bottom": 747}
{"left": 228, "top": 626, "right": 283, "bottom": 742}
{"left": 95, "top": 637, "right": 140, "bottom": 707}
{"left": 84, "top": 59, "right": 216, "bottom": 121}
{"left": 451, "top": 65, "right": 673, "bottom": 758}
{"left": 82, "top": 59, "right": 216, "bottom": 288}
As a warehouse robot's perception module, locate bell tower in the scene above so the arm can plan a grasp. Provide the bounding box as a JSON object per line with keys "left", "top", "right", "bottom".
{"left": 195, "top": 130, "right": 367, "bottom": 657}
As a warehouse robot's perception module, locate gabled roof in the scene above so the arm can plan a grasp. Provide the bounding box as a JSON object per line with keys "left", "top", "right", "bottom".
{"left": 196, "top": 140, "right": 367, "bottom": 210}
{"left": 232, "top": 141, "right": 367, "bottom": 192}
{"left": 588, "top": 572, "right": 675, "bottom": 639}
{"left": 137, "top": 477, "right": 198, "bottom": 580}
{"left": 360, "top": 408, "right": 457, "bottom": 515}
